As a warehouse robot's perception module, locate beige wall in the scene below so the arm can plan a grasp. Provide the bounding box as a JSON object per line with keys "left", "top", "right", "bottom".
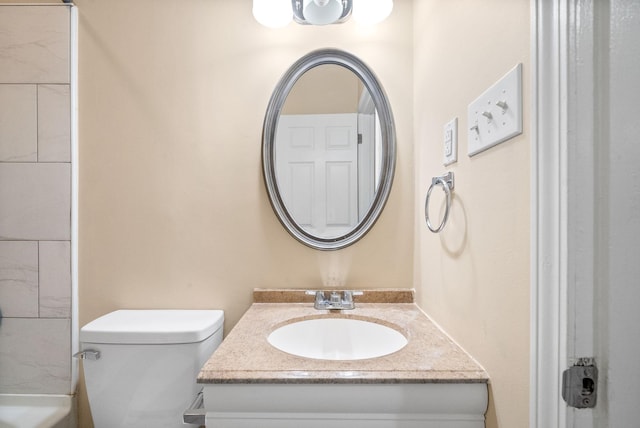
{"left": 413, "top": 1, "right": 530, "bottom": 428}
{"left": 74, "top": 0, "right": 413, "bottom": 425}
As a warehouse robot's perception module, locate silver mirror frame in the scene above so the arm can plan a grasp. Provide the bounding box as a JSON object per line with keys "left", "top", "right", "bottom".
{"left": 262, "top": 48, "right": 396, "bottom": 250}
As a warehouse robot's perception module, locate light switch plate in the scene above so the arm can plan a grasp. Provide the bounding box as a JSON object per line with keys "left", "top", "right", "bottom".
{"left": 467, "top": 63, "right": 523, "bottom": 157}
{"left": 443, "top": 117, "right": 458, "bottom": 166}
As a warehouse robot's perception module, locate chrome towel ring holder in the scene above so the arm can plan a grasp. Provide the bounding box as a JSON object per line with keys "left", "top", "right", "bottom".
{"left": 425, "top": 172, "right": 455, "bottom": 233}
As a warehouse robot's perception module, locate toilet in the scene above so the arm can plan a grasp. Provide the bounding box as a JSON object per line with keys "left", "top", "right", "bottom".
{"left": 78, "top": 309, "right": 224, "bottom": 428}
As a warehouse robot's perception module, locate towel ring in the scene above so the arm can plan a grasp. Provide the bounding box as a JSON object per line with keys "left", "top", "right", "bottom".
{"left": 425, "top": 172, "right": 455, "bottom": 233}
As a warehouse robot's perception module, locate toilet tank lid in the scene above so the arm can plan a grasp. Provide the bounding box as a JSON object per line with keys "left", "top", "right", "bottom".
{"left": 80, "top": 310, "right": 224, "bottom": 344}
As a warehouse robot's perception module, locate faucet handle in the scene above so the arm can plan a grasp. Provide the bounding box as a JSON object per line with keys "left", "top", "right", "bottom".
{"left": 342, "top": 290, "right": 363, "bottom": 307}
{"left": 306, "top": 290, "right": 326, "bottom": 305}
{"left": 343, "top": 290, "right": 363, "bottom": 300}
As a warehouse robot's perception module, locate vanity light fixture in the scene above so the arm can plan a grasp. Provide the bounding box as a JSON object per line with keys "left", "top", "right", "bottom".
{"left": 351, "top": 0, "right": 394, "bottom": 25}
{"left": 253, "top": 0, "right": 294, "bottom": 28}
{"left": 252, "top": 0, "right": 393, "bottom": 28}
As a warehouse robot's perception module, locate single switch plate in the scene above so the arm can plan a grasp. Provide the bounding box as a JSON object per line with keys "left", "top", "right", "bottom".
{"left": 443, "top": 117, "right": 458, "bottom": 166}
{"left": 467, "top": 63, "right": 523, "bottom": 157}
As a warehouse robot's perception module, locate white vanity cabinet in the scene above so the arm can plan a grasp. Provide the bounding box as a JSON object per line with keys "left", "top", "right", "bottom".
{"left": 203, "top": 383, "right": 488, "bottom": 428}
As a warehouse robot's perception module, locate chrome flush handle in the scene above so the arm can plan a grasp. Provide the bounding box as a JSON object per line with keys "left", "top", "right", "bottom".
{"left": 73, "top": 350, "right": 101, "bottom": 361}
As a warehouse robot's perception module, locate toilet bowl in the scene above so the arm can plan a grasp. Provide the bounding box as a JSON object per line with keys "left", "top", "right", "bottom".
{"left": 78, "top": 309, "right": 223, "bottom": 428}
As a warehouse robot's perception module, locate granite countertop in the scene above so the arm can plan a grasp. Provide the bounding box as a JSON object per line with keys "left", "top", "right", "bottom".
{"left": 197, "top": 289, "right": 489, "bottom": 384}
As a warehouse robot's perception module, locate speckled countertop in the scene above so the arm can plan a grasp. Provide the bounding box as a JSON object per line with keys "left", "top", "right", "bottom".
{"left": 197, "top": 289, "right": 488, "bottom": 384}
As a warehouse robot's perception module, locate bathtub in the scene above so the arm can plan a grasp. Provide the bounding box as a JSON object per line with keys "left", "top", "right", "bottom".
{"left": 0, "top": 394, "right": 75, "bottom": 428}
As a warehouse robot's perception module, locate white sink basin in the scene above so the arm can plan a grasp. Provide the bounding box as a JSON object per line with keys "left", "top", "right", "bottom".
{"left": 267, "top": 317, "right": 408, "bottom": 360}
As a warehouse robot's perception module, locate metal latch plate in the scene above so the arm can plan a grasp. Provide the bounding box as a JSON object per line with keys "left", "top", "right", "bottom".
{"left": 562, "top": 357, "right": 598, "bottom": 408}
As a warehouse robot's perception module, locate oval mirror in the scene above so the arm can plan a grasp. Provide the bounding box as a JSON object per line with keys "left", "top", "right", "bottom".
{"left": 262, "top": 49, "right": 396, "bottom": 250}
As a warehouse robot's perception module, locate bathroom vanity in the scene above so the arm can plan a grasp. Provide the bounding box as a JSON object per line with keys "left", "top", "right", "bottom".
{"left": 197, "top": 289, "right": 488, "bottom": 428}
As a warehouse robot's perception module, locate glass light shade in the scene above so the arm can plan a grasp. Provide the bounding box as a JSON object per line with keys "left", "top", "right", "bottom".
{"left": 253, "top": 0, "right": 292, "bottom": 28}
{"left": 302, "top": 0, "right": 344, "bottom": 25}
{"left": 352, "top": 0, "right": 393, "bottom": 25}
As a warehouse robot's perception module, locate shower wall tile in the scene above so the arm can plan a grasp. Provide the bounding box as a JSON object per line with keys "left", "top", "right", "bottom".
{"left": 0, "top": 163, "right": 70, "bottom": 240}
{"left": 0, "top": 6, "right": 69, "bottom": 84}
{"left": 0, "top": 3, "right": 73, "bottom": 398}
{"left": 0, "top": 84, "right": 37, "bottom": 162}
{"left": 39, "top": 241, "right": 71, "bottom": 318}
{"left": 0, "top": 241, "right": 38, "bottom": 318}
{"left": 38, "top": 85, "right": 71, "bottom": 162}
{"left": 0, "top": 318, "right": 71, "bottom": 394}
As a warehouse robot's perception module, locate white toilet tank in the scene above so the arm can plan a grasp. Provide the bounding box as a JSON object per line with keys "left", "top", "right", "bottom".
{"left": 79, "top": 309, "right": 224, "bottom": 428}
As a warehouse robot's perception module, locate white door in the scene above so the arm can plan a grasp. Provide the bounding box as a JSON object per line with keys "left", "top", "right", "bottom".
{"left": 276, "top": 114, "right": 358, "bottom": 238}
{"left": 568, "top": 1, "right": 640, "bottom": 427}
{"left": 532, "top": 1, "right": 640, "bottom": 427}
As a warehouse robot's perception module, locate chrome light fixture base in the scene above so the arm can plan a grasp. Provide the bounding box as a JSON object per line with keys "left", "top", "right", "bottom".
{"left": 292, "top": 0, "right": 353, "bottom": 25}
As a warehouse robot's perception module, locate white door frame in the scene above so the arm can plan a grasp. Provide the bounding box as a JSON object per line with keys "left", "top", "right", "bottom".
{"left": 530, "top": 1, "right": 599, "bottom": 427}
{"left": 530, "top": 1, "right": 569, "bottom": 425}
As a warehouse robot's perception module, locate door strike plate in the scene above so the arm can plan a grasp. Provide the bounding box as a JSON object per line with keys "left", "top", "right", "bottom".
{"left": 562, "top": 357, "right": 598, "bottom": 408}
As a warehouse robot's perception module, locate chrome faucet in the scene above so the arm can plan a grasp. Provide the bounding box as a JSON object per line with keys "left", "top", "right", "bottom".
{"left": 305, "top": 290, "right": 363, "bottom": 310}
